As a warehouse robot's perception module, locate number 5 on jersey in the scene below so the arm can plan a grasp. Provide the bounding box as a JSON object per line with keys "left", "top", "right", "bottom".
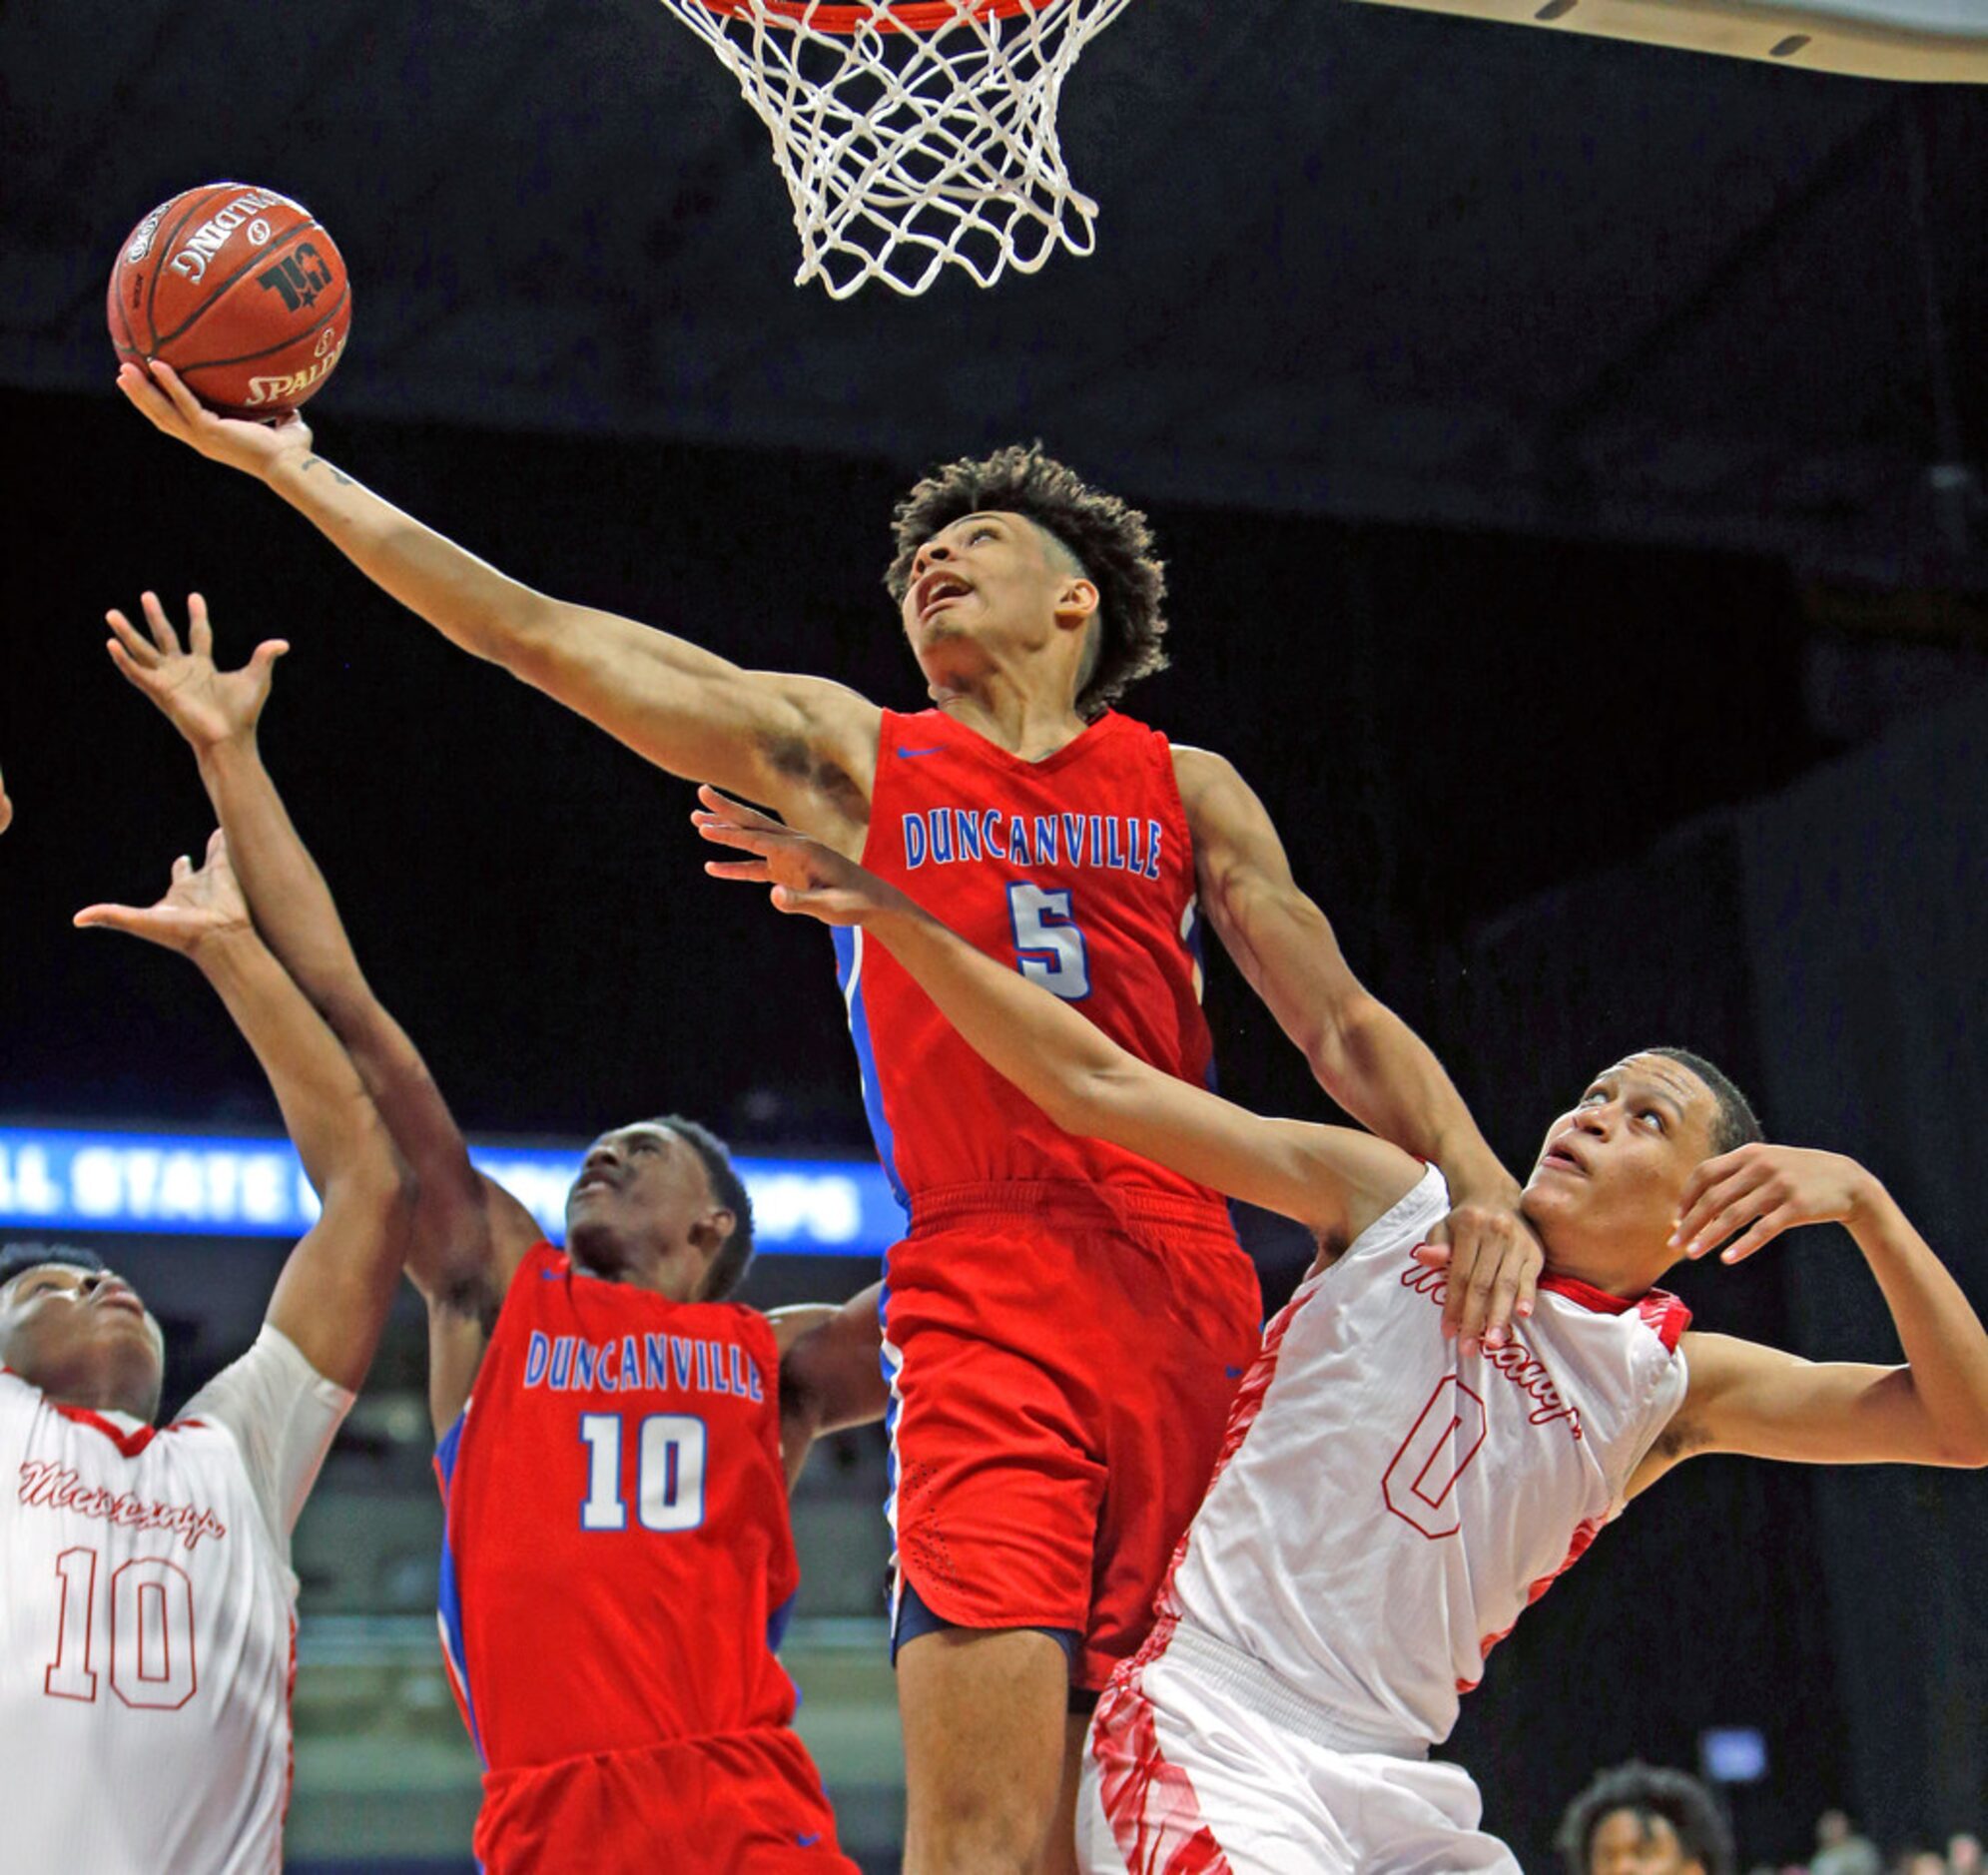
{"left": 578, "top": 1412, "right": 707, "bottom": 1532}
{"left": 1008, "top": 883, "right": 1090, "bottom": 1000}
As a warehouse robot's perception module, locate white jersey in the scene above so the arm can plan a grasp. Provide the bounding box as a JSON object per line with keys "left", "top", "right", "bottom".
{"left": 0, "top": 1325, "right": 351, "bottom": 1873}
{"left": 1164, "top": 1166, "right": 1691, "bottom": 1749}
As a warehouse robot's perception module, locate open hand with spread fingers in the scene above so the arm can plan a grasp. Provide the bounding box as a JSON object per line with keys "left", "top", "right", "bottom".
{"left": 74, "top": 829, "right": 253, "bottom": 957}
{"left": 692, "top": 785, "right": 910, "bottom": 928}
{"left": 1670, "top": 1141, "right": 1874, "bottom": 1264}
{"left": 116, "top": 357, "right": 314, "bottom": 479}
{"left": 1408, "top": 1188, "right": 1545, "bottom": 1357}
{"left": 105, "top": 592, "right": 289, "bottom": 754}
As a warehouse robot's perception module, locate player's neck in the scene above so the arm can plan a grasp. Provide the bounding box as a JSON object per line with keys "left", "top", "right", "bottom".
{"left": 37, "top": 1360, "right": 159, "bottom": 1424}
{"left": 1536, "top": 1230, "right": 1672, "bottom": 1302}
{"left": 930, "top": 673, "right": 1089, "bottom": 763}
{"left": 569, "top": 1232, "right": 707, "bottom": 1303}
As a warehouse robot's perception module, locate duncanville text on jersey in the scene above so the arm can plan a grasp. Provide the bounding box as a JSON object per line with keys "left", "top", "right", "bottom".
{"left": 522, "top": 1329, "right": 768, "bottom": 1400}
{"left": 899, "top": 807, "right": 1167, "bottom": 878}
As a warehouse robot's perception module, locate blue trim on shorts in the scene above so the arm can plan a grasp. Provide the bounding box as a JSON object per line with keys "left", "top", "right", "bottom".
{"left": 893, "top": 1583, "right": 1100, "bottom": 1714}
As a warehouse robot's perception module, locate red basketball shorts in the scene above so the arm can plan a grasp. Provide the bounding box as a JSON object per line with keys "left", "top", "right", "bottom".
{"left": 473, "top": 1726, "right": 860, "bottom": 1873}
{"left": 881, "top": 1180, "right": 1263, "bottom": 1692}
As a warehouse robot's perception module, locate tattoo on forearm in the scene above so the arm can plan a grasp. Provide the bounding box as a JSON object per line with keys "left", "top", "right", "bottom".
{"left": 301, "top": 455, "right": 354, "bottom": 486}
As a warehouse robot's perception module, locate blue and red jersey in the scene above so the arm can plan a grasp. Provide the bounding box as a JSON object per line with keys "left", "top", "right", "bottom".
{"left": 839, "top": 707, "right": 1223, "bottom": 1212}
{"left": 435, "top": 1244, "right": 802, "bottom": 1772}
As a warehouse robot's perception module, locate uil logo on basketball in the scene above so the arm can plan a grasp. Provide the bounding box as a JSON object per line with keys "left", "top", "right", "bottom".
{"left": 256, "top": 244, "right": 333, "bottom": 314}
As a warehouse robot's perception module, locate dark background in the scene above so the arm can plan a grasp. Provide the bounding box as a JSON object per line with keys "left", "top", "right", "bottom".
{"left": 4, "top": 1, "right": 1986, "bottom": 1866}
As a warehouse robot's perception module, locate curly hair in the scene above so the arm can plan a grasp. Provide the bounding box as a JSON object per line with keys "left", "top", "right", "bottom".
{"left": 1556, "top": 1761, "right": 1735, "bottom": 1875}
{"left": 886, "top": 443, "right": 1169, "bottom": 720}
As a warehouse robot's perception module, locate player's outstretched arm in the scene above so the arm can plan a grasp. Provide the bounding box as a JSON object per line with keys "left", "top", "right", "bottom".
{"left": 771, "top": 1282, "right": 888, "bottom": 1490}
{"left": 104, "top": 592, "right": 540, "bottom": 1430}
{"left": 116, "top": 363, "right": 880, "bottom": 839}
{"left": 1631, "top": 1145, "right": 1988, "bottom": 1494}
{"left": 695, "top": 789, "right": 1419, "bottom": 1246}
{"left": 1172, "top": 745, "right": 1540, "bottom": 1351}
{"left": 75, "top": 835, "right": 410, "bottom": 1392}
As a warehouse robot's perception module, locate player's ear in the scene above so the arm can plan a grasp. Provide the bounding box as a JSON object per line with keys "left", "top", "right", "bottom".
{"left": 690, "top": 1207, "right": 736, "bottom": 1259}
{"left": 1054, "top": 577, "right": 1099, "bottom": 631}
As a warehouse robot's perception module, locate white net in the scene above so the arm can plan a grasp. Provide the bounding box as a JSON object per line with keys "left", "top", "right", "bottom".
{"left": 658, "top": 0, "right": 1138, "bottom": 298}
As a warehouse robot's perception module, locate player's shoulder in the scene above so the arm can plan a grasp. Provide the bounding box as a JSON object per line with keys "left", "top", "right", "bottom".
{"left": 1535, "top": 1276, "right": 1694, "bottom": 1371}
{"left": 1165, "top": 741, "right": 1232, "bottom": 787}
{"left": 690, "top": 1295, "right": 778, "bottom": 1343}
{"left": 0, "top": 1367, "right": 55, "bottom": 1454}
{"left": 1166, "top": 744, "right": 1258, "bottom": 826}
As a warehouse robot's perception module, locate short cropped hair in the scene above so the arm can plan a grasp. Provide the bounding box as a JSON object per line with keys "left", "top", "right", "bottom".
{"left": 0, "top": 1242, "right": 106, "bottom": 1289}
{"left": 887, "top": 443, "right": 1169, "bottom": 720}
{"left": 1647, "top": 1047, "right": 1763, "bottom": 1157}
{"left": 1557, "top": 1761, "right": 1735, "bottom": 1875}
{"left": 648, "top": 1116, "right": 755, "bottom": 1300}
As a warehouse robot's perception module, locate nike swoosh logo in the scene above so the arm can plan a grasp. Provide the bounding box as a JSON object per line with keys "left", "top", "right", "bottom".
{"left": 797, "top": 1834, "right": 822, "bottom": 1848}
{"left": 896, "top": 746, "right": 947, "bottom": 759}
{"left": 1224, "top": 1366, "right": 1245, "bottom": 1379}
{"left": 541, "top": 1267, "right": 566, "bottom": 1280}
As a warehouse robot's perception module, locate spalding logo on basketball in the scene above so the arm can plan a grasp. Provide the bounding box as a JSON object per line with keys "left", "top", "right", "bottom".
{"left": 108, "top": 183, "right": 352, "bottom": 418}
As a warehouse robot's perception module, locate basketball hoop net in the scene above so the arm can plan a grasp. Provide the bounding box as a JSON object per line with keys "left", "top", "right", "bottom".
{"left": 659, "top": 0, "right": 1137, "bottom": 298}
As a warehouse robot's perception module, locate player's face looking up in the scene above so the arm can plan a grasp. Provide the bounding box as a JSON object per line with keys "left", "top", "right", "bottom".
{"left": 1522, "top": 1053, "right": 1719, "bottom": 1290}
{"left": 1586, "top": 1807, "right": 1706, "bottom": 1875}
{"left": 563, "top": 1123, "right": 736, "bottom": 1300}
{"left": 899, "top": 510, "right": 1099, "bottom": 700}
{"left": 0, "top": 1261, "right": 166, "bottom": 1422}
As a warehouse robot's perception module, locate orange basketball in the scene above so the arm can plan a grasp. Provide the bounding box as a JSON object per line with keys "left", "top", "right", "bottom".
{"left": 107, "top": 182, "right": 352, "bottom": 418}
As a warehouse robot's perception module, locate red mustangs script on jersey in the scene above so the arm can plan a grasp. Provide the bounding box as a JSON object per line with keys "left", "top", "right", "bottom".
{"left": 839, "top": 708, "right": 1220, "bottom": 1207}
{"left": 435, "top": 1245, "right": 802, "bottom": 1772}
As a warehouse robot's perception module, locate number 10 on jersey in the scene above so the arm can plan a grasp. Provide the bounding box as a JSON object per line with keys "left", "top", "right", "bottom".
{"left": 578, "top": 1412, "right": 707, "bottom": 1533}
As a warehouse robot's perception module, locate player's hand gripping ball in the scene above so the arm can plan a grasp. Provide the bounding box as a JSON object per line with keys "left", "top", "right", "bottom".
{"left": 108, "top": 183, "right": 351, "bottom": 418}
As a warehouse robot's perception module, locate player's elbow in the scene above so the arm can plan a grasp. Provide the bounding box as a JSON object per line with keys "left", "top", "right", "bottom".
{"left": 1930, "top": 1424, "right": 1988, "bottom": 1469}
{"left": 1281, "top": 985, "right": 1370, "bottom": 1086}
{"left": 461, "top": 581, "right": 564, "bottom": 675}
{"left": 325, "top": 1141, "right": 416, "bottom": 1249}
{"left": 1030, "top": 1061, "right": 1121, "bottom": 1139}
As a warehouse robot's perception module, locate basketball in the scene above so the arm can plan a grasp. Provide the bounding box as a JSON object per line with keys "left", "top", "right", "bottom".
{"left": 107, "top": 182, "right": 351, "bottom": 417}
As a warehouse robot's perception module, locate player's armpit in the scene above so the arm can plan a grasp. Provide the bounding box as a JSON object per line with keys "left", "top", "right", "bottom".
{"left": 403, "top": 1172, "right": 541, "bottom": 1436}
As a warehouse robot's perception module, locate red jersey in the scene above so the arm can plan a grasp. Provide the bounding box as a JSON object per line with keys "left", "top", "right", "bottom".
{"left": 838, "top": 707, "right": 1221, "bottom": 1208}
{"left": 435, "top": 1244, "right": 802, "bottom": 1772}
